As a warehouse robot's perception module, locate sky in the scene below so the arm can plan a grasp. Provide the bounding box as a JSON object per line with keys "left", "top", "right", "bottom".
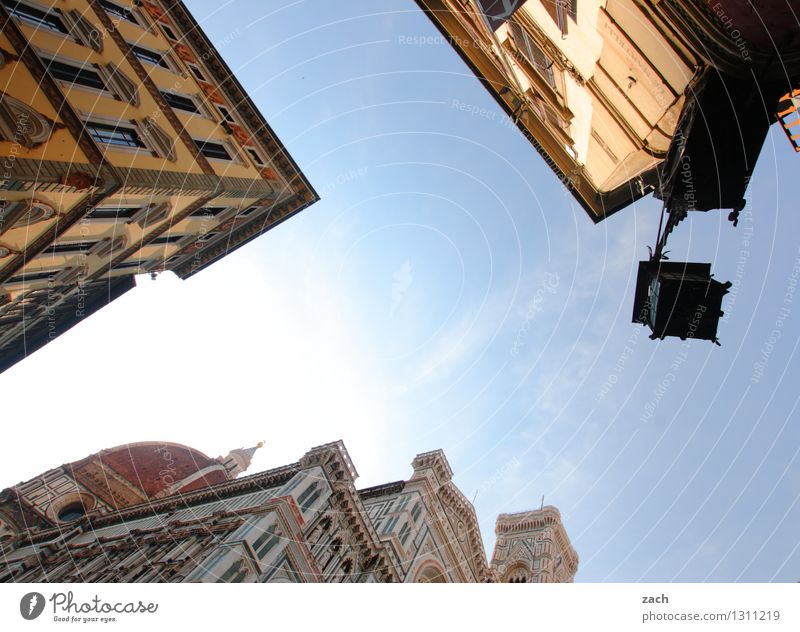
{"left": 2, "top": 0, "right": 799, "bottom": 582}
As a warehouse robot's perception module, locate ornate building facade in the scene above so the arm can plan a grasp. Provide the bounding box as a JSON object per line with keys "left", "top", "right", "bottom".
{"left": 0, "top": 440, "right": 578, "bottom": 583}
{"left": 0, "top": 0, "right": 318, "bottom": 373}
{"left": 415, "top": 0, "right": 800, "bottom": 221}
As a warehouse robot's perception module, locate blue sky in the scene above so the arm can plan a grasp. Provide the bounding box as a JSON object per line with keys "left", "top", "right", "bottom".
{"left": 2, "top": 0, "right": 799, "bottom": 582}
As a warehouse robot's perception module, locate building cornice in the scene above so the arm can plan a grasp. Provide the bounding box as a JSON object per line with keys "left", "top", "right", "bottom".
{"left": 159, "top": 0, "right": 319, "bottom": 205}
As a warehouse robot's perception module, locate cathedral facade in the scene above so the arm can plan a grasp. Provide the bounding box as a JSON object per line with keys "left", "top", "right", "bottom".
{"left": 0, "top": 440, "right": 578, "bottom": 583}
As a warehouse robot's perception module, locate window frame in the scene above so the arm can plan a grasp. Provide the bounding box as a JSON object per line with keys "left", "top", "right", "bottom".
{"left": 111, "top": 260, "right": 144, "bottom": 271}
{"left": 40, "top": 54, "right": 108, "bottom": 94}
{"left": 85, "top": 206, "right": 142, "bottom": 221}
{"left": 245, "top": 146, "right": 266, "bottom": 167}
{"left": 196, "top": 231, "right": 219, "bottom": 244}
{"left": 81, "top": 114, "right": 168, "bottom": 158}
{"left": 159, "top": 23, "right": 178, "bottom": 42}
{"left": 47, "top": 240, "right": 100, "bottom": 255}
{"left": 193, "top": 137, "right": 237, "bottom": 162}
{"left": 4, "top": 0, "right": 69, "bottom": 35}
{"left": 236, "top": 206, "right": 259, "bottom": 218}
{"left": 98, "top": 0, "right": 142, "bottom": 27}
{"left": 186, "top": 63, "right": 207, "bottom": 82}
{"left": 190, "top": 206, "right": 228, "bottom": 218}
{"left": 508, "top": 20, "right": 556, "bottom": 89}
{"left": 85, "top": 119, "right": 148, "bottom": 152}
{"left": 149, "top": 234, "right": 186, "bottom": 246}
{"left": 7, "top": 268, "right": 59, "bottom": 285}
{"left": 128, "top": 42, "right": 175, "bottom": 71}
{"left": 160, "top": 89, "right": 206, "bottom": 116}
{"left": 216, "top": 104, "right": 236, "bottom": 124}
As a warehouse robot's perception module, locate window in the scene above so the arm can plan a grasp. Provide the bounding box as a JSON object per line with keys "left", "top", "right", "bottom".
{"left": 382, "top": 515, "right": 400, "bottom": 534}
{"left": 130, "top": 44, "right": 169, "bottom": 69}
{"left": 160, "top": 23, "right": 178, "bottom": 41}
{"left": 56, "top": 502, "right": 85, "bottom": 522}
{"left": 150, "top": 234, "right": 184, "bottom": 245}
{"left": 395, "top": 495, "right": 410, "bottom": 512}
{"left": 86, "top": 206, "right": 141, "bottom": 220}
{"left": 542, "top": 0, "right": 569, "bottom": 35}
{"left": 568, "top": 0, "right": 577, "bottom": 21}
{"left": 44, "top": 58, "right": 106, "bottom": 91}
{"left": 194, "top": 139, "right": 231, "bottom": 161}
{"left": 297, "top": 482, "right": 321, "bottom": 512}
{"left": 297, "top": 482, "right": 318, "bottom": 506}
{"left": 301, "top": 488, "right": 321, "bottom": 512}
{"left": 190, "top": 206, "right": 226, "bottom": 217}
{"left": 398, "top": 522, "right": 411, "bottom": 545}
{"left": 8, "top": 269, "right": 57, "bottom": 284}
{"left": 216, "top": 105, "right": 235, "bottom": 124}
{"left": 49, "top": 241, "right": 97, "bottom": 254}
{"left": 99, "top": 0, "right": 140, "bottom": 25}
{"left": 160, "top": 91, "right": 200, "bottom": 114}
{"left": 86, "top": 121, "right": 146, "bottom": 149}
{"left": 410, "top": 502, "right": 422, "bottom": 522}
{"left": 4, "top": 1, "right": 68, "bottom": 34}
{"left": 113, "top": 260, "right": 143, "bottom": 270}
{"left": 237, "top": 206, "right": 258, "bottom": 217}
{"left": 509, "top": 21, "right": 555, "bottom": 88}
{"left": 196, "top": 231, "right": 218, "bottom": 243}
{"left": 246, "top": 147, "right": 265, "bottom": 166}
{"left": 187, "top": 64, "right": 206, "bottom": 81}
{"left": 253, "top": 525, "right": 280, "bottom": 560}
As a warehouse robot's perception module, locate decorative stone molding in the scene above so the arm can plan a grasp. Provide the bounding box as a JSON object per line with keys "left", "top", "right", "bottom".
{"left": 62, "top": 9, "right": 103, "bottom": 53}
{"left": 97, "top": 63, "right": 139, "bottom": 106}
{"left": 0, "top": 93, "right": 56, "bottom": 148}
{"left": 90, "top": 235, "right": 128, "bottom": 260}
{"left": 0, "top": 200, "right": 57, "bottom": 236}
{"left": 131, "top": 202, "right": 171, "bottom": 229}
{"left": 138, "top": 117, "right": 176, "bottom": 161}
{"left": 46, "top": 492, "right": 97, "bottom": 525}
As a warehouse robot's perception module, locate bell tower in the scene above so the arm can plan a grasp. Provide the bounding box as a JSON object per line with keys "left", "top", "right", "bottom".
{"left": 490, "top": 506, "right": 579, "bottom": 583}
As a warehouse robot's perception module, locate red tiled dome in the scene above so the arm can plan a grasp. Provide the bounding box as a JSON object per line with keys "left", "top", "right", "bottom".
{"left": 68, "top": 441, "right": 229, "bottom": 509}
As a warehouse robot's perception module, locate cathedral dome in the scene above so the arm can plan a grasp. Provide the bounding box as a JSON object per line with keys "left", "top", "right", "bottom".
{"left": 2, "top": 440, "right": 263, "bottom": 532}
{"left": 64, "top": 442, "right": 233, "bottom": 512}
{"left": 83, "top": 442, "right": 230, "bottom": 497}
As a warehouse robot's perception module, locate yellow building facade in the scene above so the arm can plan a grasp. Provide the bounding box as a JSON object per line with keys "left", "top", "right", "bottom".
{"left": 0, "top": 0, "right": 317, "bottom": 372}
{"left": 415, "top": 0, "right": 799, "bottom": 222}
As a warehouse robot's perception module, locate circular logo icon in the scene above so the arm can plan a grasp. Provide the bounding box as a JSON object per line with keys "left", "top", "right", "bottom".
{"left": 20, "top": 592, "right": 45, "bottom": 620}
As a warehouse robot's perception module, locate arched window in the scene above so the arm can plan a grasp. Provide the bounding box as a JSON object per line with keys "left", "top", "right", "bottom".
{"left": 340, "top": 558, "right": 353, "bottom": 575}
{"left": 56, "top": 502, "right": 86, "bottom": 522}
{"left": 49, "top": 492, "right": 95, "bottom": 524}
{"left": 504, "top": 565, "right": 530, "bottom": 583}
{"left": 413, "top": 562, "right": 447, "bottom": 583}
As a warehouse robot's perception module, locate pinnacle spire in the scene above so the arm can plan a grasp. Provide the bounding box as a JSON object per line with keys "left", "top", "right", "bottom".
{"left": 218, "top": 441, "right": 264, "bottom": 479}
